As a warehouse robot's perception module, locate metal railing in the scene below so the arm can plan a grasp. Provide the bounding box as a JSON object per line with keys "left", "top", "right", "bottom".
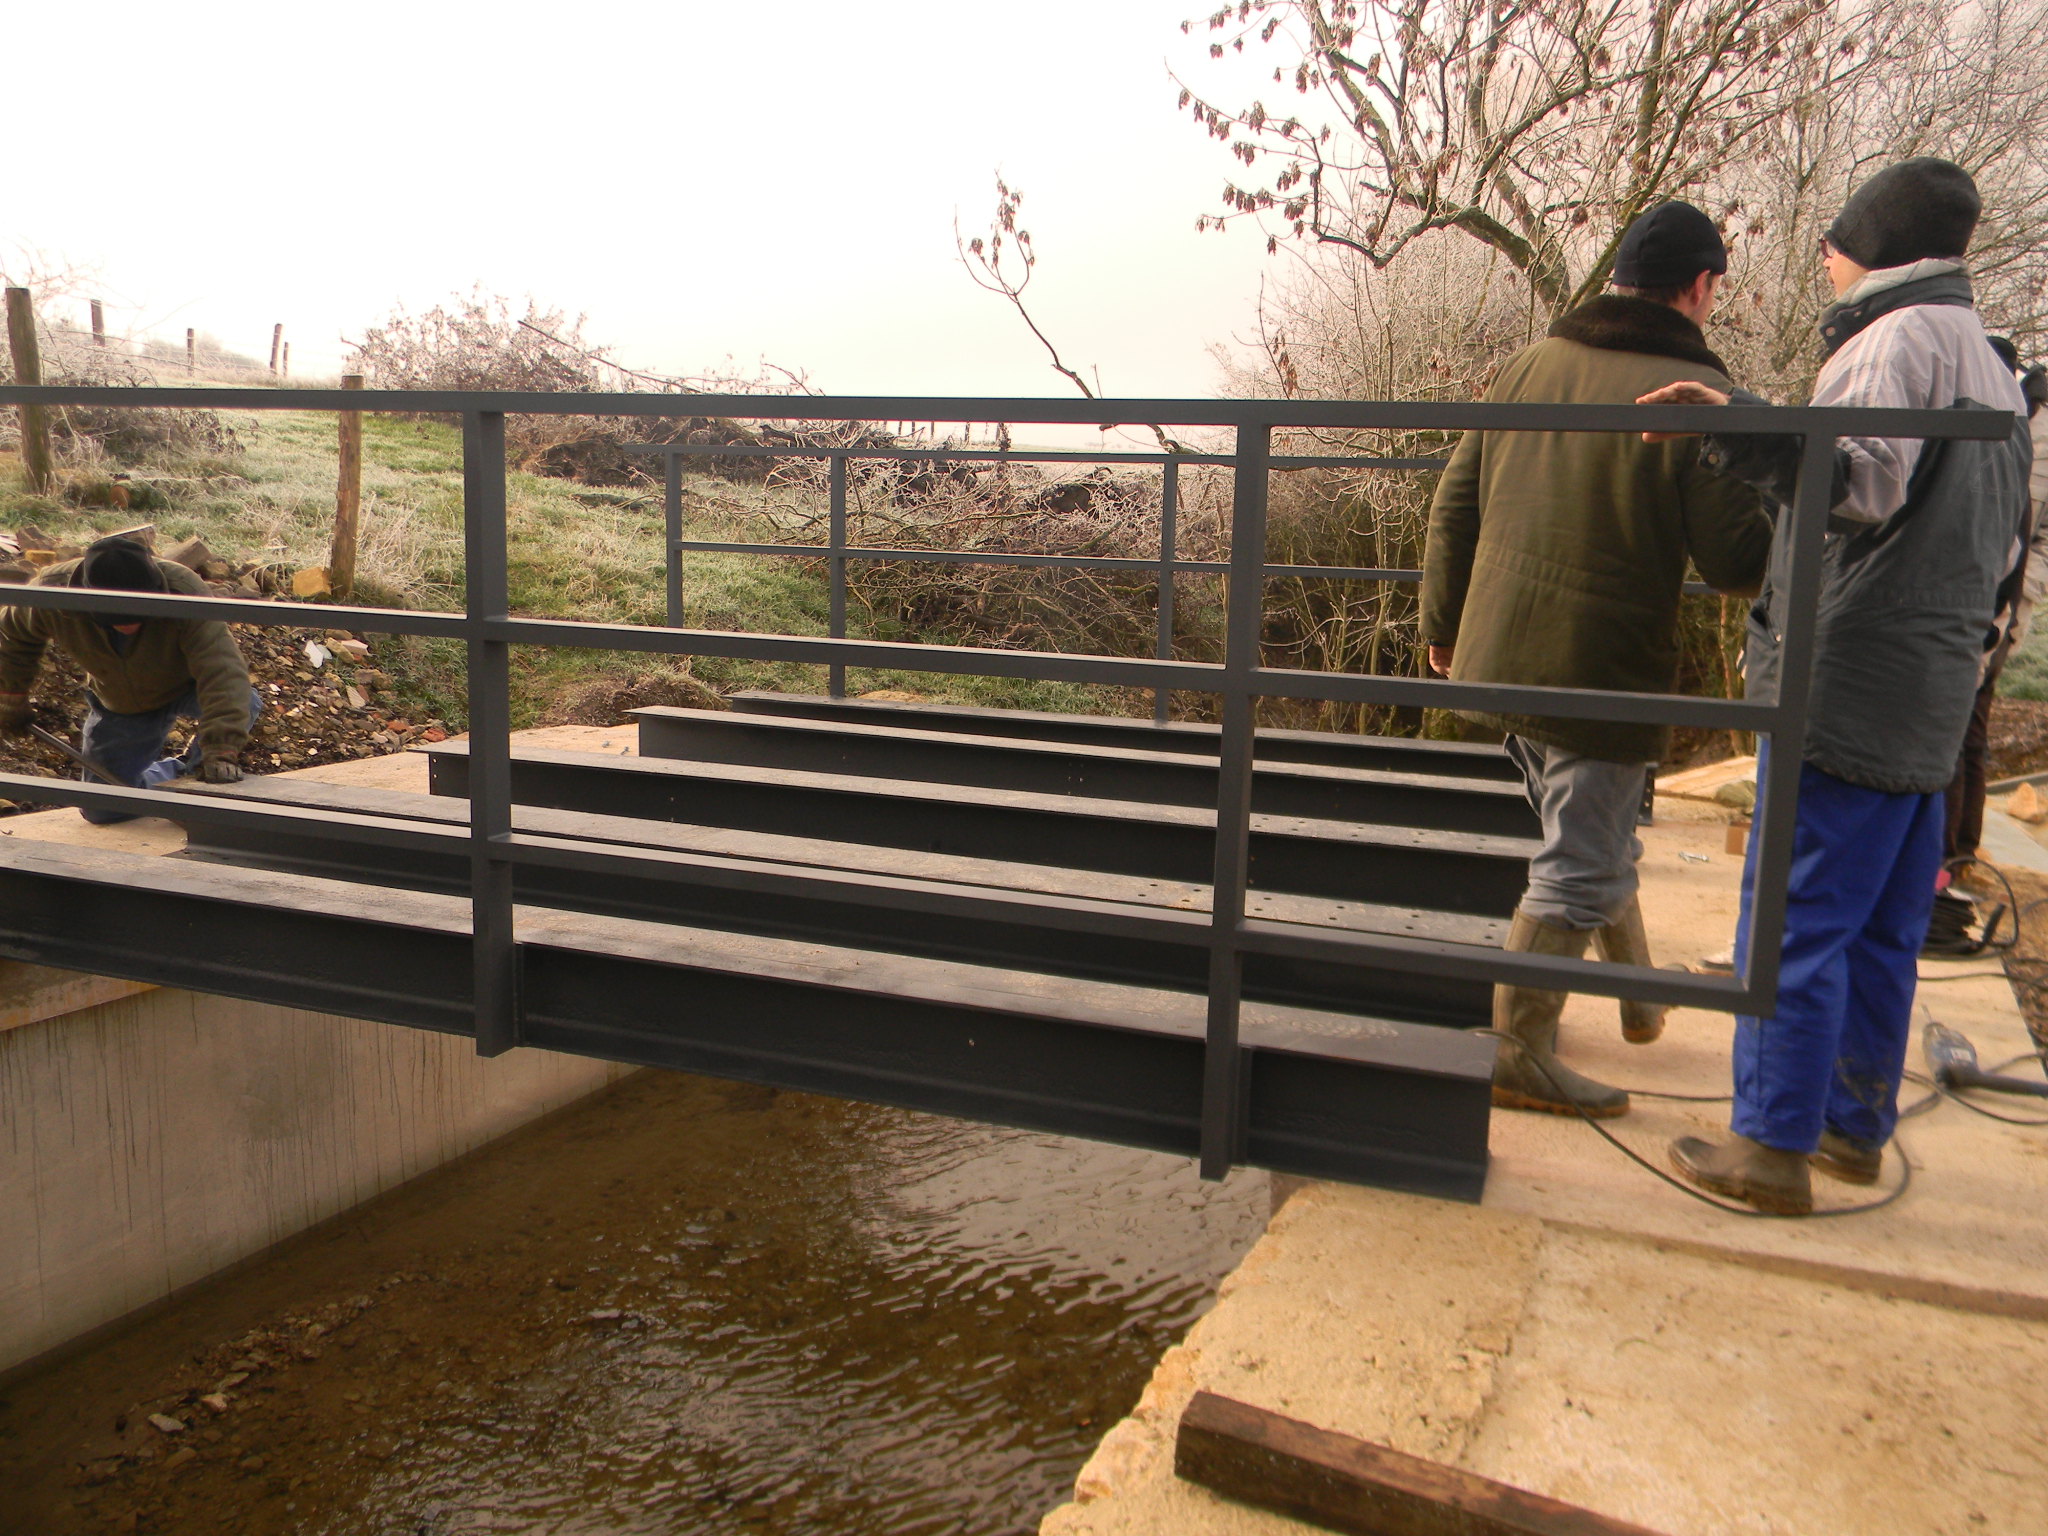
{"left": 0, "top": 384, "right": 2015, "bottom": 1179}
{"left": 639, "top": 439, "right": 1443, "bottom": 724}
{"left": 640, "top": 436, "right": 1726, "bottom": 724}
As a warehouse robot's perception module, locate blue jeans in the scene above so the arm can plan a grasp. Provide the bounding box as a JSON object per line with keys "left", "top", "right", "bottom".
{"left": 1504, "top": 735, "right": 1648, "bottom": 930}
{"left": 1730, "top": 743, "right": 1943, "bottom": 1153}
{"left": 78, "top": 685, "right": 263, "bottom": 825}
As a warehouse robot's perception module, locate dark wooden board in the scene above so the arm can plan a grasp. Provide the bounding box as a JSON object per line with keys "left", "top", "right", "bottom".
{"left": 1175, "top": 1391, "right": 1670, "bottom": 1536}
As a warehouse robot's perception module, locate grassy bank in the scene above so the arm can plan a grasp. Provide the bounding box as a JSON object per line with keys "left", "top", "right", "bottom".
{"left": 0, "top": 411, "right": 1132, "bottom": 729}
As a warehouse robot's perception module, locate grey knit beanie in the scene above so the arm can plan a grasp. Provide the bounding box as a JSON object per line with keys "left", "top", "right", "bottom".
{"left": 1826, "top": 159, "right": 1980, "bottom": 269}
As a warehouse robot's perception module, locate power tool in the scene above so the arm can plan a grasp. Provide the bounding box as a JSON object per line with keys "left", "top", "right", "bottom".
{"left": 1923, "top": 1020, "right": 2048, "bottom": 1099}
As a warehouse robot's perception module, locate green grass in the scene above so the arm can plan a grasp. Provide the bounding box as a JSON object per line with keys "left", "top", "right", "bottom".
{"left": 2002, "top": 624, "right": 2048, "bottom": 701}
{"left": 0, "top": 414, "right": 1141, "bottom": 728}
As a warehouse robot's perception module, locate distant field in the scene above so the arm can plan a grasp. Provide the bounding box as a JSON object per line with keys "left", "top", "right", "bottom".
{"left": 0, "top": 412, "right": 1131, "bottom": 729}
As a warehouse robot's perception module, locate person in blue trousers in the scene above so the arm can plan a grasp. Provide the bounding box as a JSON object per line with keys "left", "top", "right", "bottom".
{"left": 0, "top": 535, "right": 260, "bottom": 823}
{"left": 1639, "top": 159, "right": 2032, "bottom": 1212}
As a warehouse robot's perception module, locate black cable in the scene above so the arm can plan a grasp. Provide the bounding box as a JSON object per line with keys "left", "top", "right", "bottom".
{"left": 1900, "top": 1066, "right": 2048, "bottom": 1127}
{"left": 1472, "top": 1030, "right": 1912, "bottom": 1218}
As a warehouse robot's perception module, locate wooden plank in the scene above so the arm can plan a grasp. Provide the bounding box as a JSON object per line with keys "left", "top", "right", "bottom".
{"left": 1175, "top": 1391, "right": 1669, "bottom": 1536}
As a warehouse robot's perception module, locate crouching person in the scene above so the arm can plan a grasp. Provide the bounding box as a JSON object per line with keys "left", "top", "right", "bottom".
{"left": 0, "top": 534, "right": 260, "bottom": 821}
{"left": 1421, "top": 201, "right": 1772, "bottom": 1120}
{"left": 1639, "top": 159, "right": 2030, "bottom": 1212}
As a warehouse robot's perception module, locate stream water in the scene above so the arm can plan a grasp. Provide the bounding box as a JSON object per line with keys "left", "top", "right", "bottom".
{"left": 1, "top": 1069, "right": 1268, "bottom": 1536}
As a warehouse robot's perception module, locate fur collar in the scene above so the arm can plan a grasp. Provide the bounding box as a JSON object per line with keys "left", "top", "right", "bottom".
{"left": 1548, "top": 294, "right": 1729, "bottom": 375}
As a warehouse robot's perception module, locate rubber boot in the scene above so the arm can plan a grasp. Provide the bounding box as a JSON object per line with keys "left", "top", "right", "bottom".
{"left": 1668, "top": 1133, "right": 1814, "bottom": 1214}
{"left": 1491, "top": 910, "right": 1630, "bottom": 1119}
{"left": 1810, "top": 1129, "right": 1882, "bottom": 1186}
{"left": 1591, "top": 894, "right": 1668, "bottom": 1044}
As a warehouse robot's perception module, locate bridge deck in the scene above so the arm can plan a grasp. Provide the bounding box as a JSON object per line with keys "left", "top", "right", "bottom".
{"left": 0, "top": 834, "right": 1493, "bottom": 1197}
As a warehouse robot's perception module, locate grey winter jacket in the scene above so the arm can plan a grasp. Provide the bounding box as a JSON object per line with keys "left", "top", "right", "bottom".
{"left": 1709, "top": 271, "right": 2030, "bottom": 794}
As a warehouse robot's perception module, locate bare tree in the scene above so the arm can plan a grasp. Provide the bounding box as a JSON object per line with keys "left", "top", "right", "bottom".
{"left": 1193, "top": 0, "right": 2048, "bottom": 745}
{"left": 1180, "top": 0, "right": 1923, "bottom": 317}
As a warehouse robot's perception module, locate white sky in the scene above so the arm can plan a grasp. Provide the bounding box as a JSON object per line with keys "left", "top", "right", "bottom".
{"left": 6, "top": 1, "right": 1289, "bottom": 411}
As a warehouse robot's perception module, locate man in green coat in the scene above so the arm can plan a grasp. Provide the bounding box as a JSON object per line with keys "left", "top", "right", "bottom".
{"left": 0, "top": 534, "right": 258, "bottom": 822}
{"left": 1422, "top": 202, "right": 1771, "bottom": 1119}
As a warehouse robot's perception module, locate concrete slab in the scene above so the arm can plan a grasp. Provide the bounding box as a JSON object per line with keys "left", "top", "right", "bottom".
{"left": 1046, "top": 810, "right": 2048, "bottom": 1536}
{"left": 1487, "top": 814, "right": 2048, "bottom": 1310}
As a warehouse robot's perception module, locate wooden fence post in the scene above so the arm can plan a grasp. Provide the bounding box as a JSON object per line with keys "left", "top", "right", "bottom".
{"left": 89, "top": 299, "right": 105, "bottom": 347}
{"left": 328, "top": 374, "right": 365, "bottom": 600}
{"left": 186, "top": 328, "right": 196, "bottom": 375}
{"left": 269, "top": 323, "right": 282, "bottom": 375}
{"left": 3, "top": 288, "right": 54, "bottom": 494}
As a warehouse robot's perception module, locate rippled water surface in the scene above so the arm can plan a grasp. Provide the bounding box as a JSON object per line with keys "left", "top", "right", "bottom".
{"left": 7, "top": 1071, "right": 1268, "bottom": 1536}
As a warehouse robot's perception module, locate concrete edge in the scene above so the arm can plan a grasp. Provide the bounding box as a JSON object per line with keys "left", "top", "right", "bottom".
{"left": 0, "top": 1057, "right": 649, "bottom": 1395}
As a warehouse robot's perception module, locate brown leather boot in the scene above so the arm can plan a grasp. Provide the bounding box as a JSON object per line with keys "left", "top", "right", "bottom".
{"left": 1491, "top": 910, "right": 1629, "bottom": 1119}
{"left": 1592, "top": 894, "right": 1667, "bottom": 1044}
{"left": 1669, "top": 1134, "right": 1813, "bottom": 1214}
{"left": 1810, "top": 1129, "right": 1882, "bottom": 1186}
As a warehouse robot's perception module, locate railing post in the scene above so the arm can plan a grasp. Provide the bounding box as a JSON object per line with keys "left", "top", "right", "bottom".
{"left": 1154, "top": 459, "right": 1179, "bottom": 727}
{"left": 828, "top": 451, "right": 849, "bottom": 699}
{"left": 1739, "top": 431, "right": 1836, "bottom": 1011}
{"left": 1201, "top": 423, "right": 1270, "bottom": 1179}
{"left": 464, "top": 410, "right": 518, "bottom": 1057}
{"left": 664, "top": 451, "right": 684, "bottom": 628}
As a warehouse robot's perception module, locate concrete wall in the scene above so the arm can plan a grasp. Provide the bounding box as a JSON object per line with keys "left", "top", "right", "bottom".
{"left": 0, "top": 970, "right": 630, "bottom": 1375}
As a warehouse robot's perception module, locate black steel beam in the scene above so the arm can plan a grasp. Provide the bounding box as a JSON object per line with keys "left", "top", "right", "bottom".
{"left": 0, "top": 840, "right": 1494, "bottom": 1199}
{"left": 175, "top": 779, "right": 1499, "bottom": 1027}
{"left": 725, "top": 691, "right": 1524, "bottom": 780}
{"left": 422, "top": 744, "right": 1534, "bottom": 916}
{"left": 633, "top": 707, "right": 1535, "bottom": 835}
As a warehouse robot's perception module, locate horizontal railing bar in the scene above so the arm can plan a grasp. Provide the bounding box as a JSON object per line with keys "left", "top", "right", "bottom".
{"left": 0, "top": 386, "right": 2015, "bottom": 439}
{"left": 0, "top": 583, "right": 471, "bottom": 637}
{"left": 1249, "top": 664, "right": 1777, "bottom": 728}
{"left": 0, "top": 585, "right": 1772, "bottom": 725}
{"left": 675, "top": 540, "right": 1226, "bottom": 573}
{"left": 483, "top": 617, "right": 1207, "bottom": 689}
{"left": 486, "top": 617, "right": 1784, "bottom": 727}
{"left": 671, "top": 544, "right": 1720, "bottom": 595}
{"left": 1236, "top": 917, "right": 1754, "bottom": 1010}
{"left": 629, "top": 441, "right": 1445, "bottom": 470}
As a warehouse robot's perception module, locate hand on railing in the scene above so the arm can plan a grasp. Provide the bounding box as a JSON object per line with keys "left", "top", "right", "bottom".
{"left": 1635, "top": 381, "right": 1731, "bottom": 441}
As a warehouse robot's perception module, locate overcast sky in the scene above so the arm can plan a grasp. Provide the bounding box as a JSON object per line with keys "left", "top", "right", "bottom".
{"left": 7, "top": 1, "right": 1287, "bottom": 411}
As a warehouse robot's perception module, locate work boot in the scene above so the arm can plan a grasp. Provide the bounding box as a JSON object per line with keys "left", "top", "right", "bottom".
{"left": 1591, "top": 894, "right": 1668, "bottom": 1044}
{"left": 1491, "top": 910, "right": 1630, "bottom": 1119}
{"left": 1668, "top": 1134, "right": 1813, "bottom": 1214}
{"left": 1810, "top": 1129, "right": 1883, "bottom": 1186}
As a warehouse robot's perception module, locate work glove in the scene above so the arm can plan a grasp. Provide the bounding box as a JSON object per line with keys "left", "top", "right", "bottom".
{"left": 199, "top": 756, "right": 243, "bottom": 784}
{"left": 0, "top": 693, "right": 29, "bottom": 733}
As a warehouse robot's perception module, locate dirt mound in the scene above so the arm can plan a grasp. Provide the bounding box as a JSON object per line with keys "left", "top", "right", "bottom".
{"left": 0, "top": 625, "right": 433, "bottom": 813}
{"left": 536, "top": 666, "right": 725, "bottom": 726}
{"left": 1990, "top": 697, "right": 2048, "bottom": 782}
